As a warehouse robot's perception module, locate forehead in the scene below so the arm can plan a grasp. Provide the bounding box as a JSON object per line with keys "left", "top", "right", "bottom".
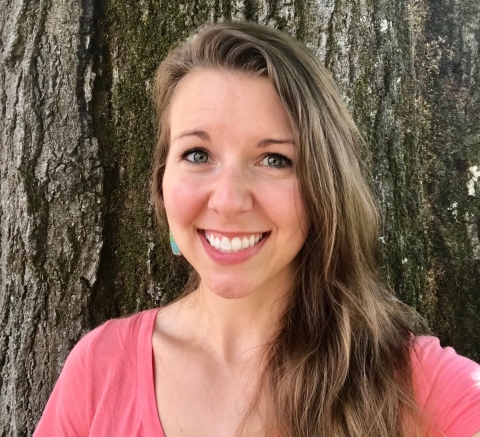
{"left": 168, "top": 69, "right": 294, "bottom": 140}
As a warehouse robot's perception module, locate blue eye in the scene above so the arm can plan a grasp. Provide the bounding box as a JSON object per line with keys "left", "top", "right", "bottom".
{"left": 183, "top": 149, "right": 209, "bottom": 164}
{"left": 261, "top": 153, "right": 292, "bottom": 169}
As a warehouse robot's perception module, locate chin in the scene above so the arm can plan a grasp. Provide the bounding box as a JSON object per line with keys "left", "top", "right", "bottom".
{"left": 204, "top": 277, "right": 257, "bottom": 300}
{"left": 216, "top": 293, "right": 247, "bottom": 300}
{"left": 212, "top": 286, "right": 253, "bottom": 300}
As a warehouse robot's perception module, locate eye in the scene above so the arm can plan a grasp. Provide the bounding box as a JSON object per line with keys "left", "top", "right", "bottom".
{"left": 182, "top": 149, "right": 209, "bottom": 164}
{"left": 260, "top": 153, "right": 293, "bottom": 169}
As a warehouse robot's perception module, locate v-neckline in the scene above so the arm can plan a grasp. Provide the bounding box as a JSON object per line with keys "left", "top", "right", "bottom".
{"left": 138, "top": 308, "right": 166, "bottom": 436}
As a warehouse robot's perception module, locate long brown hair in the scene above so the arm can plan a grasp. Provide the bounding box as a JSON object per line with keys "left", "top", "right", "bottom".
{"left": 151, "top": 21, "right": 428, "bottom": 437}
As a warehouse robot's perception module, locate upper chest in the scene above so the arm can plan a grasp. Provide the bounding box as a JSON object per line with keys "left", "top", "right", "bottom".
{"left": 152, "top": 334, "right": 264, "bottom": 437}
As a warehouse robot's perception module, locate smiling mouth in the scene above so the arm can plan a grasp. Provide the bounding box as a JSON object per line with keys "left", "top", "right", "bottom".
{"left": 201, "top": 230, "right": 269, "bottom": 253}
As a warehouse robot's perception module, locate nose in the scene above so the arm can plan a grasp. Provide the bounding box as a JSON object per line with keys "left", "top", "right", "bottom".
{"left": 207, "top": 164, "right": 253, "bottom": 218}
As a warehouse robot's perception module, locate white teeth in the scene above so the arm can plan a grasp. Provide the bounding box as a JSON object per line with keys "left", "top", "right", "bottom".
{"left": 231, "top": 237, "right": 242, "bottom": 252}
{"left": 205, "top": 232, "right": 265, "bottom": 253}
{"left": 221, "top": 237, "right": 231, "bottom": 251}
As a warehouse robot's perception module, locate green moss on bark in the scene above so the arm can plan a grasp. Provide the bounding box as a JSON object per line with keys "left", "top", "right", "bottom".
{"left": 415, "top": 0, "right": 480, "bottom": 360}
{"left": 90, "top": 0, "right": 480, "bottom": 360}
{"left": 93, "top": 0, "right": 269, "bottom": 319}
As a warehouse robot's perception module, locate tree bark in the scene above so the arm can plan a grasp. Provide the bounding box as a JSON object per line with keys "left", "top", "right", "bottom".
{"left": 1, "top": 0, "right": 479, "bottom": 435}
{"left": 0, "top": 0, "right": 102, "bottom": 434}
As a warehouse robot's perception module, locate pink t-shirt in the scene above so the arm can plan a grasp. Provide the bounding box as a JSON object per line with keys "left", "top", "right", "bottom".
{"left": 34, "top": 309, "right": 480, "bottom": 437}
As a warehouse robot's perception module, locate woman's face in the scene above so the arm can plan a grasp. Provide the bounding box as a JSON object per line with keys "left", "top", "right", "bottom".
{"left": 163, "top": 70, "right": 309, "bottom": 300}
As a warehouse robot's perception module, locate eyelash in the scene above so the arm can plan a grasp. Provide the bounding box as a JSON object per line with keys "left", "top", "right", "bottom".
{"left": 260, "top": 152, "right": 293, "bottom": 169}
{"left": 181, "top": 148, "right": 210, "bottom": 165}
{"left": 181, "top": 148, "right": 293, "bottom": 169}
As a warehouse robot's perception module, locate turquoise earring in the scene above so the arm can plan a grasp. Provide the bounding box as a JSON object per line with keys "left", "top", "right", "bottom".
{"left": 169, "top": 231, "right": 181, "bottom": 256}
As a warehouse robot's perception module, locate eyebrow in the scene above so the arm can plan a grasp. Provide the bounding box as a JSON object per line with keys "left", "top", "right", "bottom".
{"left": 171, "top": 129, "right": 295, "bottom": 147}
{"left": 255, "top": 138, "right": 296, "bottom": 148}
{"left": 171, "top": 129, "right": 211, "bottom": 143}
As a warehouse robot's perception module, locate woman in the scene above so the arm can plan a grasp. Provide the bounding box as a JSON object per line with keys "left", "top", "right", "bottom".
{"left": 35, "top": 22, "right": 480, "bottom": 437}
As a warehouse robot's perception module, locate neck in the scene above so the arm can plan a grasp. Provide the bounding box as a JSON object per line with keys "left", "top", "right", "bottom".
{"left": 179, "top": 281, "right": 291, "bottom": 365}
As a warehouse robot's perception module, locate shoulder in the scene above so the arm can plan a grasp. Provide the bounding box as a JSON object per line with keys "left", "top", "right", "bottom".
{"left": 411, "top": 336, "right": 480, "bottom": 437}
{"left": 411, "top": 336, "right": 480, "bottom": 390}
{"left": 64, "top": 308, "right": 158, "bottom": 369}
{"left": 82, "top": 308, "right": 159, "bottom": 356}
{"left": 34, "top": 309, "right": 159, "bottom": 436}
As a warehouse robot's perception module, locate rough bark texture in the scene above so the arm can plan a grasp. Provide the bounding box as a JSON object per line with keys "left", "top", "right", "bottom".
{"left": 0, "top": 0, "right": 102, "bottom": 434}
{"left": 0, "top": 0, "right": 479, "bottom": 435}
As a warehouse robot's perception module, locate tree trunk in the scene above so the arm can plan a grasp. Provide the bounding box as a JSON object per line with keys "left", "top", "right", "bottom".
{"left": 0, "top": 0, "right": 102, "bottom": 434}
{"left": 1, "top": 0, "right": 479, "bottom": 435}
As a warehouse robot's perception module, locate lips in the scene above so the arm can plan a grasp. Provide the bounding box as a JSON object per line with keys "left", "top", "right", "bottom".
{"left": 198, "top": 229, "right": 270, "bottom": 263}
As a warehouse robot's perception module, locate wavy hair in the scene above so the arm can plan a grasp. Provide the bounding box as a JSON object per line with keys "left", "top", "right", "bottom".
{"left": 151, "top": 21, "right": 428, "bottom": 437}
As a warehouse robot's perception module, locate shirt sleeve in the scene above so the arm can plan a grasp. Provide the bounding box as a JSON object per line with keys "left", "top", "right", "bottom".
{"left": 33, "top": 328, "right": 101, "bottom": 437}
{"left": 412, "top": 336, "right": 480, "bottom": 437}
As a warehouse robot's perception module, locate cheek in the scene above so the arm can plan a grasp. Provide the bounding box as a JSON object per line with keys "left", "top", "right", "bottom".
{"left": 262, "top": 181, "right": 309, "bottom": 234}
{"left": 163, "top": 175, "right": 208, "bottom": 226}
